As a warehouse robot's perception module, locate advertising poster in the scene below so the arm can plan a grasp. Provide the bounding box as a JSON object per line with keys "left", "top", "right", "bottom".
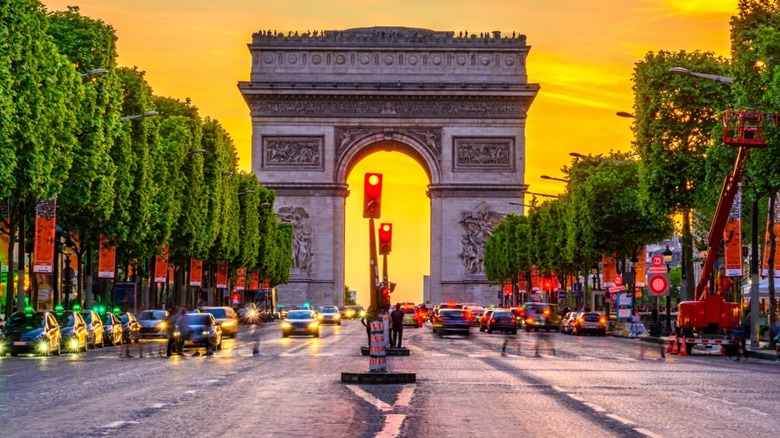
{"left": 33, "top": 199, "right": 56, "bottom": 273}
{"left": 154, "top": 246, "right": 169, "bottom": 283}
{"left": 190, "top": 259, "right": 203, "bottom": 287}
{"left": 216, "top": 262, "right": 228, "bottom": 289}
{"left": 761, "top": 192, "right": 780, "bottom": 277}
{"left": 97, "top": 235, "right": 116, "bottom": 279}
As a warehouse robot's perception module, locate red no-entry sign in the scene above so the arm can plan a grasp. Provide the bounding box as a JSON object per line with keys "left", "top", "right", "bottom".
{"left": 648, "top": 273, "right": 669, "bottom": 296}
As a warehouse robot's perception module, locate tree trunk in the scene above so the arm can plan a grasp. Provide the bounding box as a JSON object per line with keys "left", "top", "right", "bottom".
{"left": 85, "top": 245, "right": 93, "bottom": 309}
{"left": 682, "top": 209, "right": 695, "bottom": 302}
{"left": 4, "top": 207, "right": 17, "bottom": 319}
{"left": 16, "top": 210, "right": 26, "bottom": 312}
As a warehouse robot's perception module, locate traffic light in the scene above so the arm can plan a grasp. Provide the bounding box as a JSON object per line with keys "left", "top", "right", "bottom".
{"left": 378, "top": 223, "right": 392, "bottom": 255}
{"left": 363, "top": 173, "right": 383, "bottom": 219}
{"left": 380, "top": 286, "right": 390, "bottom": 309}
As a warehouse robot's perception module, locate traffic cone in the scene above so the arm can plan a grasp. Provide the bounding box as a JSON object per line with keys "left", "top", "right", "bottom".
{"left": 666, "top": 337, "right": 674, "bottom": 354}
{"left": 671, "top": 335, "right": 679, "bottom": 355}
{"left": 679, "top": 336, "right": 688, "bottom": 357}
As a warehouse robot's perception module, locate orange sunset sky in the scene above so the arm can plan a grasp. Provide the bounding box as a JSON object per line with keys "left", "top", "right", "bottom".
{"left": 42, "top": 0, "right": 735, "bottom": 305}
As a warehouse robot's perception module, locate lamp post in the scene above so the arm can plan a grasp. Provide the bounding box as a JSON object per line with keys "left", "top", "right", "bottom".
{"left": 120, "top": 111, "right": 159, "bottom": 121}
{"left": 79, "top": 68, "right": 109, "bottom": 78}
{"left": 663, "top": 244, "right": 673, "bottom": 334}
{"left": 540, "top": 175, "right": 570, "bottom": 183}
{"left": 669, "top": 67, "right": 760, "bottom": 347}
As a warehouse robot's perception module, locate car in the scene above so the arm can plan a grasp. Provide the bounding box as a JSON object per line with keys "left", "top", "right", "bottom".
{"left": 572, "top": 312, "right": 607, "bottom": 336}
{"left": 400, "top": 306, "right": 423, "bottom": 328}
{"left": 560, "top": 312, "right": 581, "bottom": 335}
{"left": 478, "top": 309, "right": 494, "bottom": 332}
{"left": 522, "top": 303, "right": 562, "bottom": 332}
{"left": 137, "top": 309, "right": 169, "bottom": 338}
{"left": 318, "top": 306, "right": 341, "bottom": 325}
{"left": 280, "top": 310, "right": 320, "bottom": 338}
{"left": 481, "top": 309, "right": 518, "bottom": 334}
{"left": 119, "top": 312, "right": 141, "bottom": 344}
{"left": 200, "top": 306, "right": 239, "bottom": 337}
{"left": 238, "top": 303, "right": 261, "bottom": 324}
{"left": 53, "top": 308, "right": 88, "bottom": 353}
{"left": 466, "top": 306, "right": 485, "bottom": 326}
{"left": 431, "top": 308, "right": 471, "bottom": 336}
{"left": 1, "top": 309, "right": 62, "bottom": 356}
{"left": 102, "top": 312, "right": 124, "bottom": 346}
{"left": 80, "top": 310, "right": 105, "bottom": 348}
{"left": 173, "top": 313, "right": 223, "bottom": 354}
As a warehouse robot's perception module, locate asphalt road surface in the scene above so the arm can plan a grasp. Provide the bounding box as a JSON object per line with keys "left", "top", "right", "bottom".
{"left": 1, "top": 320, "right": 779, "bottom": 437}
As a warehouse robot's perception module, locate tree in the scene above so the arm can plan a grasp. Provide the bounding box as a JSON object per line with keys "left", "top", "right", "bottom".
{"left": 632, "top": 50, "right": 732, "bottom": 301}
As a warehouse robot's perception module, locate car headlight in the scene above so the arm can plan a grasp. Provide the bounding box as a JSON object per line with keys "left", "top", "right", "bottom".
{"left": 222, "top": 320, "right": 236, "bottom": 327}
{"left": 37, "top": 341, "right": 49, "bottom": 353}
{"left": 158, "top": 322, "right": 167, "bottom": 330}
{"left": 359, "top": 310, "right": 367, "bottom": 317}
{"left": 248, "top": 310, "right": 258, "bottom": 317}
{"left": 280, "top": 322, "right": 292, "bottom": 329}
{"left": 308, "top": 321, "right": 319, "bottom": 329}
{"left": 173, "top": 331, "right": 181, "bottom": 337}
{"left": 69, "top": 338, "right": 79, "bottom": 350}
{"left": 201, "top": 330, "right": 210, "bottom": 335}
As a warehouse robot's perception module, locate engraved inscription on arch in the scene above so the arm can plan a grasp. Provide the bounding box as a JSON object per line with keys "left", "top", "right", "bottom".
{"left": 453, "top": 137, "right": 515, "bottom": 171}
{"left": 262, "top": 136, "right": 324, "bottom": 170}
{"left": 335, "top": 127, "right": 442, "bottom": 161}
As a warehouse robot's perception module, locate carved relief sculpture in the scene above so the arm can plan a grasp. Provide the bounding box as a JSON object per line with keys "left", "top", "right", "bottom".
{"left": 262, "top": 137, "right": 323, "bottom": 169}
{"left": 453, "top": 137, "right": 514, "bottom": 171}
{"left": 276, "top": 206, "right": 314, "bottom": 273}
{"left": 458, "top": 202, "right": 503, "bottom": 275}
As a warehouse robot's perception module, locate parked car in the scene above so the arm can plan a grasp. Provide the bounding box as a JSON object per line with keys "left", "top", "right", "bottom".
{"left": 1, "top": 309, "right": 62, "bottom": 356}
{"left": 102, "top": 312, "right": 124, "bottom": 346}
{"left": 481, "top": 309, "right": 518, "bottom": 334}
{"left": 119, "top": 312, "right": 141, "bottom": 344}
{"left": 54, "top": 309, "right": 88, "bottom": 353}
{"left": 572, "top": 312, "right": 607, "bottom": 336}
{"left": 173, "top": 313, "right": 223, "bottom": 354}
{"left": 138, "top": 309, "right": 169, "bottom": 338}
{"left": 201, "top": 307, "right": 239, "bottom": 337}
{"left": 522, "top": 303, "right": 562, "bottom": 332}
{"left": 318, "top": 306, "right": 342, "bottom": 325}
{"left": 80, "top": 310, "right": 105, "bottom": 348}
{"left": 431, "top": 308, "right": 471, "bottom": 336}
{"left": 280, "top": 310, "right": 320, "bottom": 338}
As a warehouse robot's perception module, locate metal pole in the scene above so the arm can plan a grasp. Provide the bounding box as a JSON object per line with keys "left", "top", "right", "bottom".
{"left": 368, "top": 218, "right": 380, "bottom": 321}
{"left": 750, "top": 198, "right": 760, "bottom": 347}
{"left": 665, "top": 261, "right": 672, "bottom": 333}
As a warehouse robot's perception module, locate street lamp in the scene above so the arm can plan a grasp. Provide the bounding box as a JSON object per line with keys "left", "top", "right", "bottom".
{"left": 237, "top": 190, "right": 255, "bottom": 196}
{"left": 540, "top": 175, "right": 570, "bottom": 183}
{"left": 569, "top": 151, "right": 625, "bottom": 164}
{"left": 120, "top": 111, "right": 159, "bottom": 121}
{"left": 186, "top": 148, "right": 206, "bottom": 155}
{"left": 662, "top": 244, "right": 674, "bottom": 334}
{"left": 669, "top": 67, "right": 734, "bottom": 85}
{"left": 79, "top": 68, "right": 109, "bottom": 78}
{"left": 522, "top": 191, "right": 559, "bottom": 199}
{"left": 616, "top": 111, "right": 635, "bottom": 118}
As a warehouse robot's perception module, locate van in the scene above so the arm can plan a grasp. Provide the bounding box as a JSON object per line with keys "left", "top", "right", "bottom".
{"left": 522, "top": 302, "right": 562, "bottom": 332}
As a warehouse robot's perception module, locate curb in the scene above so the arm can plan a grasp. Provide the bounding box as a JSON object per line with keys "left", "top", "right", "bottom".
{"left": 637, "top": 336, "right": 778, "bottom": 360}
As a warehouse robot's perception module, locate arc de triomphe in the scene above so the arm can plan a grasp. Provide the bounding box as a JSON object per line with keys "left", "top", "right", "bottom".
{"left": 239, "top": 27, "right": 538, "bottom": 307}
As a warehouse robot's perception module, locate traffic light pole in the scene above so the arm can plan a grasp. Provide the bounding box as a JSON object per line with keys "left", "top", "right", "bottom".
{"left": 368, "top": 218, "right": 380, "bottom": 321}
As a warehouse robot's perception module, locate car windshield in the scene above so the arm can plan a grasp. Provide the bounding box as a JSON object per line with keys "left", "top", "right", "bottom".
{"left": 320, "top": 306, "right": 338, "bottom": 313}
{"left": 7, "top": 313, "right": 46, "bottom": 329}
{"left": 55, "top": 314, "right": 75, "bottom": 327}
{"left": 287, "top": 311, "right": 314, "bottom": 320}
{"left": 180, "top": 314, "right": 212, "bottom": 325}
{"left": 139, "top": 310, "right": 166, "bottom": 321}
{"left": 120, "top": 315, "right": 129, "bottom": 323}
{"left": 81, "top": 312, "right": 93, "bottom": 323}
{"left": 204, "top": 308, "right": 227, "bottom": 318}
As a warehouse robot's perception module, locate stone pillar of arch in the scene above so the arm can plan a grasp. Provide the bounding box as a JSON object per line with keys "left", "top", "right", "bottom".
{"left": 239, "top": 26, "right": 538, "bottom": 307}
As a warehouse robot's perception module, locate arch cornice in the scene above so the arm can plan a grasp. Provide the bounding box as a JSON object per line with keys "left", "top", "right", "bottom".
{"left": 335, "top": 127, "right": 441, "bottom": 185}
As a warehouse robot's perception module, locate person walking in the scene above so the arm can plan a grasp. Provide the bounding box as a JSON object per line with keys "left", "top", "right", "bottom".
{"left": 165, "top": 307, "right": 183, "bottom": 357}
{"left": 390, "top": 303, "right": 404, "bottom": 348}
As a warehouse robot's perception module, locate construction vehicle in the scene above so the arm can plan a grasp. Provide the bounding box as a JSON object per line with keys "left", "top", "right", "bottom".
{"left": 676, "top": 109, "right": 777, "bottom": 355}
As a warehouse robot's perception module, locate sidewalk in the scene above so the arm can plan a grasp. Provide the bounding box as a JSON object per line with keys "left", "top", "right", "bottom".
{"left": 634, "top": 334, "right": 779, "bottom": 361}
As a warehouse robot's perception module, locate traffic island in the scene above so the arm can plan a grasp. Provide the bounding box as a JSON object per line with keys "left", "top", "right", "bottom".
{"left": 360, "top": 346, "right": 410, "bottom": 356}
{"left": 341, "top": 372, "right": 416, "bottom": 384}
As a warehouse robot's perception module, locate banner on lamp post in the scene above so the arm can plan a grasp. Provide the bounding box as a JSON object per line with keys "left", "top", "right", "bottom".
{"left": 635, "top": 247, "right": 647, "bottom": 287}
{"left": 1, "top": 220, "right": 9, "bottom": 275}
{"left": 154, "top": 246, "right": 169, "bottom": 283}
{"left": 602, "top": 254, "right": 617, "bottom": 288}
{"left": 530, "top": 265, "right": 540, "bottom": 291}
{"left": 97, "top": 235, "right": 116, "bottom": 278}
{"left": 190, "top": 259, "right": 203, "bottom": 287}
{"left": 236, "top": 268, "right": 246, "bottom": 291}
{"left": 724, "top": 188, "right": 744, "bottom": 277}
{"left": 32, "top": 199, "right": 57, "bottom": 273}
{"left": 761, "top": 192, "right": 780, "bottom": 277}
{"left": 517, "top": 271, "right": 526, "bottom": 292}
{"left": 249, "top": 270, "right": 259, "bottom": 290}
{"left": 216, "top": 262, "right": 228, "bottom": 289}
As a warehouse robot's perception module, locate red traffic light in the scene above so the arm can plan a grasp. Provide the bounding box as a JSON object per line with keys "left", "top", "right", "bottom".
{"left": 378, "top": 223, "right": 392, "bottom": 255}
{"left": 363, "top": 173, "right": 383, "bottom": 219}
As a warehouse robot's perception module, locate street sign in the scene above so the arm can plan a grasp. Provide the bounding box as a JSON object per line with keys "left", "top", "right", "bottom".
{"left": 608, "top": 285, "right": 626, "bottom": 293}
{"left": 614, "top": 275, "right": 623, "bottom": 286}
{"left": 647, "top": 266, "right": 668, "bottom": 274}
{"left": 647, "top": 273, "right": 670, "bottom": 296}
{"left": 616, "top": 293, "right": 632, "bottom": 307}
{"left": 558, "top": 291, "right": 566, "bottom": 300}
{"left": 651, "top": 254, "right": 664, "bottom": 267}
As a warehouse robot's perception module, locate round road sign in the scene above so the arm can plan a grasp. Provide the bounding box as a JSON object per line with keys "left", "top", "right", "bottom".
{"left": 651, "top": 254, "right": 664, "bottom": 267}
{"left": 648, "top": 274, "right": 669, "bottom": 296}
{"left": 614, "top": 275, "right": 623, "bottom": 286}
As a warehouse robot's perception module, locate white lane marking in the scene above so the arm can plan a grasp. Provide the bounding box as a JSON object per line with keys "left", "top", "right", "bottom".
{"left": 205, "top": 379, "right": 219, "bottom": 384}
{"left": 707, "top": 396, "right": 736, "bottom": 406}
{"left": 635, "top": 428, "right": 664, "bottom": 438}
{"left": 740, "top": 407, "right": 768, "bottom": 416}
{"left": 346, "top": 385, "right": 392, "bottom": 412}
{"left": 680, "top": 389, "right": 703, "bottom": 397}
{"left": 184, "top": 390, "right": 197, "bottom": 394}
{"left": 468, "top": 354, "right": 487, "bottom": 358}
{"left": 102, "top": 420, "right": 139, "bottom": 429}
{"left": 394, "top": 385, "right": 415, "bottom": 408}
{"left": 552, "top": 385, "right": 565, "bottom": 393}
{"left": 606, "top": 413, "right": 634, "bottom": 425}
{"left": 150, "top": 403, "right": 166, "bottom": 409}
{"left": 376, "top": 414, "right": 406, "bottom": 438}
{"left": 430, "top": 353, "right": 447, "bottom": 357}
{"left": 583, "top": 402, "right": 605, "bottom": 412}
{"left": 568, "top": 394, "right": 585, "bottom": 402}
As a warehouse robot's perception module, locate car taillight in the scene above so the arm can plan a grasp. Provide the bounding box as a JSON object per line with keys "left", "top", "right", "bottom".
{"left": 543, "top": 309, "right": 551, "bottom": 316}
{"left": 490, "top": 318, "right": 496, "bottom": 323}
{"left": 526, "top": 317, "right": 534, "bottom": 325}
{"left": 599, "top": 317, "right": 607, "bottom": 324}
